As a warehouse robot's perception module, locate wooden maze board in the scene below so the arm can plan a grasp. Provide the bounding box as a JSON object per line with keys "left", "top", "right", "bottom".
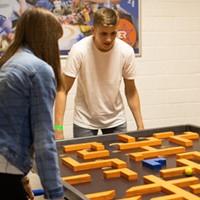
{"left": 57, "top": 125, "right": 200, "bottom": 200}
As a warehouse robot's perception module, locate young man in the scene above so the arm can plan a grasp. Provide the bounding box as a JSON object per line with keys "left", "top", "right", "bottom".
{"left": 55, "top": 7, "right": 144, "bottom": 139}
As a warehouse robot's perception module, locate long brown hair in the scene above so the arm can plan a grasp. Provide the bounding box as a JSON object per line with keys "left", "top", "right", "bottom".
{"left": 0, "top": 7, "right": 63, "bottom": 90}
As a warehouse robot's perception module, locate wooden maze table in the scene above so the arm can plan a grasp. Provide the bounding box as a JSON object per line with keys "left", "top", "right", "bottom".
{"left": 57, "top": 124, "right": 200, "bottom": 200}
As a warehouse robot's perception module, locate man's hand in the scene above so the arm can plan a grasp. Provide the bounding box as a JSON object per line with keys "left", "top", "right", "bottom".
{"left": 137, "top": 126, "right": 144, "bottom": 131}
{"left": 55, "top": 130, "right": 64, "bottom": 140}
{"left": 22, "top": 176, "right": 34, "bottom": 200}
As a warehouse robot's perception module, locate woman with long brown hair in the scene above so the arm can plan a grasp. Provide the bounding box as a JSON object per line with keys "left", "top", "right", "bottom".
{"left": 0, "top": 8, "right": 64, "bottom": 200}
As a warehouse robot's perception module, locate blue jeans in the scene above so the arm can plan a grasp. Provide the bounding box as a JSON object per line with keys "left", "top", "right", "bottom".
{"left": 73, "top": 123, "right": 127, "bottom": 138}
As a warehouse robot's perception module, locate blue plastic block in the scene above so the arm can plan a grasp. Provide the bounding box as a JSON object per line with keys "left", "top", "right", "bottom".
{"left": 142, "top": 157, "right": 166, "bottom": 170}
{"left": 32, "top": 189, "right": 44, "bottom": 196}
{"left": 157, "top": 157, "right": 166, "bottom": 165}
{"left": 33, "top": 189, "right": 68, "bottom": 199}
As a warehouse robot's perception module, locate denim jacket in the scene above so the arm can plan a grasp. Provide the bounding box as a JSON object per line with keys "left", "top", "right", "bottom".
{"left": 0, "top": 47, "right": 64, "bottom": 199}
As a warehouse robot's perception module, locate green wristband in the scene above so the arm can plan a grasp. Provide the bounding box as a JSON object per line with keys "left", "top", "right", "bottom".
{"left": 54, "top": 125, "right": 64, "bottom": 131}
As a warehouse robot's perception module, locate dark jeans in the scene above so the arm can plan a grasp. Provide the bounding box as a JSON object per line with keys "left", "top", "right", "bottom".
{"left": 0, "top": 173, "right": 27, "bottom": 200}
{"left": 73, "top": 123, "right": 127, "bottom": 138}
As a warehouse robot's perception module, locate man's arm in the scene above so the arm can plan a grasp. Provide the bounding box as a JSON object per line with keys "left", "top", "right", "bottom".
{"left": 124, "top": 79, "right": 144, "bottom": 130}
{"left": 54, "top": 75, "right": 75, "bottom": 140}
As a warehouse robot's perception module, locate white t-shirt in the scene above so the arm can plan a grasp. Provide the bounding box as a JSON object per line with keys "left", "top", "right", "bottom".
{"left": 63, "top": 36, "right": 136, "bottom": 129}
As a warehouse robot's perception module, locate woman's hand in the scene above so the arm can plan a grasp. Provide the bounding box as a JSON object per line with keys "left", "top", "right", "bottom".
{"left": 22, "top": 176, "right": 34, "bottom": 200}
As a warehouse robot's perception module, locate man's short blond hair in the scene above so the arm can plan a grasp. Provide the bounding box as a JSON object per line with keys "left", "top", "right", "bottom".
{"left": 93, "top": 7, "right": 119, "bottom": 27}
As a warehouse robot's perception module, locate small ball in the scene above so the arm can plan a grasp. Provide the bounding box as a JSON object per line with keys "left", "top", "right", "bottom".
{"left": 184, "top": 167, "right": 193, "bottom": 176}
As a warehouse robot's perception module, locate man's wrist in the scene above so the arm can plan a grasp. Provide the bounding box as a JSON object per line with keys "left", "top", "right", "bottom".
{"left": 54, "top": 124, "right": 64, "bottom": 131}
